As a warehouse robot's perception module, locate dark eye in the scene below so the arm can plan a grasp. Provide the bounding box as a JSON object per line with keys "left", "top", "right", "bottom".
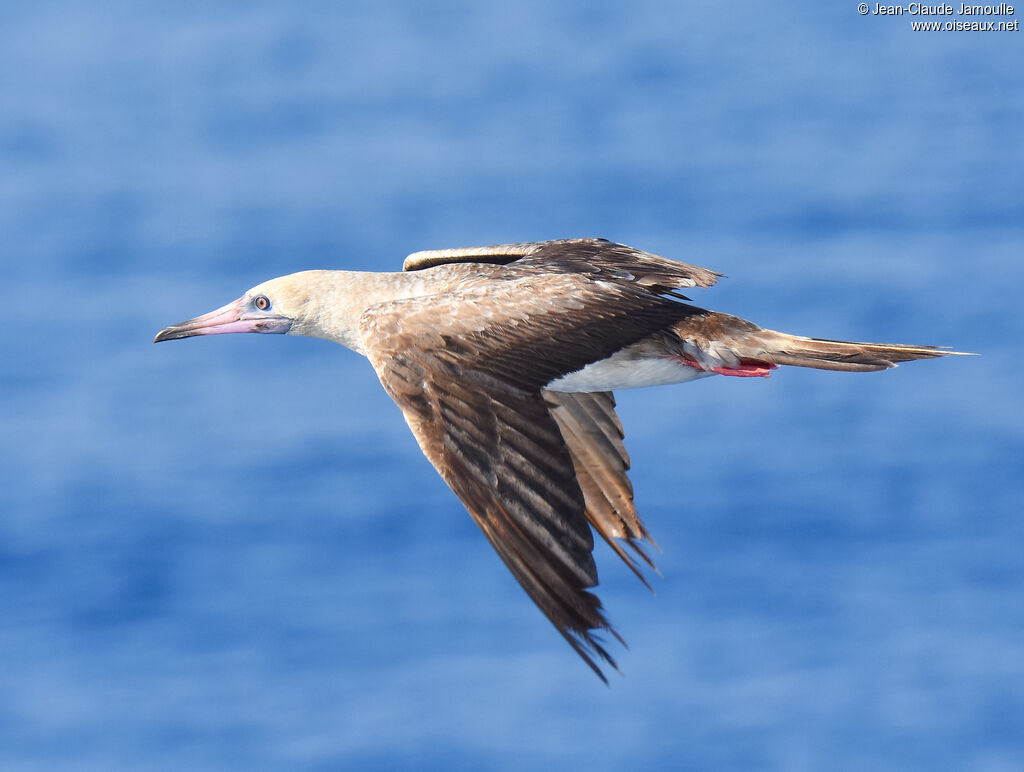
{"left": 254, "top": 295, "right": 271, "bottom": 311}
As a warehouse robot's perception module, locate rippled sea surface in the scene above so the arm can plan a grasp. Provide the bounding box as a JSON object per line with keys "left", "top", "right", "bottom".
{"left": 2, "top": 2, "right": 1022, "bottom": 769}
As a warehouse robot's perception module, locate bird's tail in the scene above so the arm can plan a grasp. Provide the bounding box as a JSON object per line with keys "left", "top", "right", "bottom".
{"left": 747, "top": 329, "right": 964, "bottom": 372}
{"left": 671, "top": 310, "right": 972, "bottom": 375}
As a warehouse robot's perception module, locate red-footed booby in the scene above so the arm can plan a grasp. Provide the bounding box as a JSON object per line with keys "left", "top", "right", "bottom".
{"left": 154, "top": 238, "right": 966, "bottom": 680}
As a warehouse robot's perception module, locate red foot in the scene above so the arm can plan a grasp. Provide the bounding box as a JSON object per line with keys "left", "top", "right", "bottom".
{"left": 676, "top": 354, "right": 776, "bottom": 378}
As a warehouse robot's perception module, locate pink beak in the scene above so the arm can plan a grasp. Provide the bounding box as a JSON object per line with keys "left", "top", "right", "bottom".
{"left": 154, "top": 296, "right": 292, "bottom": 343}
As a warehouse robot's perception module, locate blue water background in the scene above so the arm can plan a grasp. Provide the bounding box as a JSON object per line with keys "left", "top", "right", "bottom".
{"left": 2, "top": 2, "right": 1022, "bottom": 769}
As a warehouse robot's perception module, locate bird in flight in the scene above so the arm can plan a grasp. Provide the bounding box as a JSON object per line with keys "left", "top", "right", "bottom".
{"left": 155, "top": 238, "right": 963, "bottom": 680}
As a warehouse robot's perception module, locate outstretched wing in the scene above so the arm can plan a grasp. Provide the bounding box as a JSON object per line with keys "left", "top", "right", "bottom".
{"left": 357, "top": 269, "right": 692, "bottom": 679}
{"left": 404, "top": 237, "right": 722, "bottom": 293}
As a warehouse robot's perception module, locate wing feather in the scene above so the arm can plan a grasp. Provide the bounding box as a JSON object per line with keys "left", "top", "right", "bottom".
{"left": 405, "top": 238, "right": 721, "bottom": 293}
{"left": 358, "top": 271, "right": 692, "bottom": 678}
{"left": 545, "top": 392, "right": 659, "bottom": 587}
{"left": 403, "top": 243, "right": 543, "bottom": 271}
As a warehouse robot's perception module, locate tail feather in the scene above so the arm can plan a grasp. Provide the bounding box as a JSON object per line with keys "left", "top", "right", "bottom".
{"left": 671, "top": 310, "right": 972, "bottom": 374}
{"left": 754, "top": 331, "right": 963, "bottom": 372}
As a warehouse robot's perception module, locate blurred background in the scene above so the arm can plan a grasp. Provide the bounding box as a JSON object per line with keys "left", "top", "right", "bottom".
{"left": 2, "top": 1, "right": 1021, "bottom": 769}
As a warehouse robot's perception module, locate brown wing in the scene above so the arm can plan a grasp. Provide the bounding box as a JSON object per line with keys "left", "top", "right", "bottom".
{"left": 544, "top": 391, "right": 658, "bottom": 588}
{"left": 404, "top": 238, "right": 722, "bottom": 293}
{"left": 358, "top": 273, "right": 694, "bottom": 679}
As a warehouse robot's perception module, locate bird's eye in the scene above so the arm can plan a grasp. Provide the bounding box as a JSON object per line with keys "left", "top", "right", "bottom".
{"left": 254, "top": 295, "right": 271, "bottom": 311}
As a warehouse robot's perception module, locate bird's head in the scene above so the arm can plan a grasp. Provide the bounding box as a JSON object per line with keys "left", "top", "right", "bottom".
{"left": 154, "top": 270, "right": 371, "bottom": 351}
{"left": 153, "top": 272, "right": 329, "bottom": 344}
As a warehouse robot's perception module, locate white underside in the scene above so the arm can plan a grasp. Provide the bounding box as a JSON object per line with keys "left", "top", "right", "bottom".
{"left": 546, "top": 352, "right": 714, "bottom": 392}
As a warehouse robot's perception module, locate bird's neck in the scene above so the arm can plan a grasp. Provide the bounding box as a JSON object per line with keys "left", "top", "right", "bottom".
{"left": 289, "top": 269, "right": 434, "bottom": 354}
